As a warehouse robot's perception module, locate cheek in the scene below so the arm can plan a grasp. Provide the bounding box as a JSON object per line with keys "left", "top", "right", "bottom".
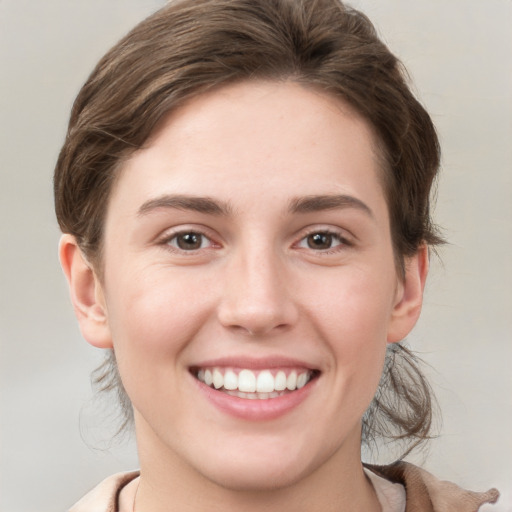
{"left": 103, "top": 268, "right": 213, "bottom": 392}
{"left": 310, "top": 265, "right": 396, "bottom": 345}
{"left": 304, "top": 267, "right": 395, "bottom": 399}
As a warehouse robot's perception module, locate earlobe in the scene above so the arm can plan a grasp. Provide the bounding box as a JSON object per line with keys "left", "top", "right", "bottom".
{"left": 59, "top": 234, "right": 113, "bottom": 349}
{"left": 387, "top": 245, "right": 429, "bottom": 344}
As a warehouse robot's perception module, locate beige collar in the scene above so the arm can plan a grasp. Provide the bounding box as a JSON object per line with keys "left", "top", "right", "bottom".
{"left": 69, "top": 462, "right": 500, "bottom": 512}
{"left": 365, "top": 462, "right": 500, "bottom": 512}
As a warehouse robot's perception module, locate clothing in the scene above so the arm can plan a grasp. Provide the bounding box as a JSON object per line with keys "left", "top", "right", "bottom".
{"left": 364, "top": 466, "right": 406, "bottom": 512}
{"left": 366, "top": 462, "right": 499, "bottom": 512}
{"left": 69, "top": 462, "right": 500, "bottom": 512}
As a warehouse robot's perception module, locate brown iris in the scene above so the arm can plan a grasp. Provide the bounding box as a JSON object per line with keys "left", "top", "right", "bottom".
{"left": 176, "top": 232, "right": 203, "bottom": 250}
{"left": 307, "top": 233, "right": 334, "bottom": 250}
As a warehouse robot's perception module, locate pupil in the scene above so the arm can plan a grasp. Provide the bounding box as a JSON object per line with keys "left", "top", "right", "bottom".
{"left": 308, "top": 233, "right": 332, "bottom": 250}
{"left": 177, "top": 233, "right": 201, "bottom": 250}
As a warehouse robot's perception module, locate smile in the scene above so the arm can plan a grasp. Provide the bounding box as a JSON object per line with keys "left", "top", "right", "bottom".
{"left": 194, "top": 367, "right": 317, "bottom": 399}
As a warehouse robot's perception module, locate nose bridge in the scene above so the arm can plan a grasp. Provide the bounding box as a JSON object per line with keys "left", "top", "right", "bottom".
{"left": 218, "top": 239, "right": 297, "bottom": 335}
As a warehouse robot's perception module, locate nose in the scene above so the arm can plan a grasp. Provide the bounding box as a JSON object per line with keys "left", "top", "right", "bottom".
{"left": 217, "top": 248, "right": 299, "bottom": 337}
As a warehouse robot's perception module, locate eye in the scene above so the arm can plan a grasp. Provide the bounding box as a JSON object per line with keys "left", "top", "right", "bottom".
{"left": 297, "top": 231, "right": 347, "bottom": 251}
{"left": 166, "top": 231, "right": 212, "bottom": 251}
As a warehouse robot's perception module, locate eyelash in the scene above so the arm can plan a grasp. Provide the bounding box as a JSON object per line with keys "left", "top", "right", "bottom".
{"left": 159, "top": 228, "right": 352, "bottom": 255}
{"left": 160, "top": 229, "right": 217, "bottom": 253}
{"left": 295, "top": 228, "right": 352, "bottom": 254}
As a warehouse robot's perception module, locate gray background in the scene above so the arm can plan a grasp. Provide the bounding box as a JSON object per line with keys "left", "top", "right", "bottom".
{"left": 1, "top": 0, "right": 511, "bottom": 510}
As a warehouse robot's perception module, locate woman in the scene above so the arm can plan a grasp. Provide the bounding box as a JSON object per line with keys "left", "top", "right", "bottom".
{"left": 55, "top": 0, "right": 500, "bottom": 510}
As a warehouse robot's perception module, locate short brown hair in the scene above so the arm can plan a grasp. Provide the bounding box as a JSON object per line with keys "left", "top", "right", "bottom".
{"left": 55, "top": 0, "right": 442, "bottom": 457}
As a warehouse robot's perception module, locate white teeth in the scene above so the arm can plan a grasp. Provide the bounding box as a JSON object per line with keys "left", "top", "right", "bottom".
{"left": 275, "top": 371, "right": 287, "bottom": 391}
{"left": 256, "top": 370, "right": 274, "bottom": 392}
{"left": 196, "top": 367, "right": 313, "bottom": 397}
{"left": 297, "top": 372, "right": 308, "bottom": 389}
{"left": 213, "top": 369, "right": 223, "bottom": 389}
{"left": 223, "top": 370, "right": 238, "bottom": 390}
{"left": 286, "top": 371, "right": 297, "bottom": 390}
{"left": 238, "top": 369, "right": 256, "bottom": 392}
{"left": 225, "top": 390, "right": 286, "bottom": 399}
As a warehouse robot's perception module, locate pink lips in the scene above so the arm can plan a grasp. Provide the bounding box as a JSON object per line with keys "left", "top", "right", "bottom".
{"left": 190, "top": 356, "right": 319, "bottom": 421}
{"left": 192, "top": 355, "right": 318, "bottom": 371}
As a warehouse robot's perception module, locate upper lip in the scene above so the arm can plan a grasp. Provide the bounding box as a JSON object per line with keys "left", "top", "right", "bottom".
{"left": 189, "top": 356, "right": 320, "bottom": 372}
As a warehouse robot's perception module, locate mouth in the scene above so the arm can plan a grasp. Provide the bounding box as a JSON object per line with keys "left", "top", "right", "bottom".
{"left": 191, "top": 367, "right": 320, "bottom": 400}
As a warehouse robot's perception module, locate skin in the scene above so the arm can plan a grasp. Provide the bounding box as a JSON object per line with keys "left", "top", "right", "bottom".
{"left": 60, "top": 80, "right": 428, "bottom": 512}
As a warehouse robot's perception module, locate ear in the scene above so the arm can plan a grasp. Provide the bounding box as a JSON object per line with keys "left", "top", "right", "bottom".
{"left": 59, "top": 234, "right": 113, "bottom": 349}
{"left": 387, "top": 245, "right": 429, "bottom": 344}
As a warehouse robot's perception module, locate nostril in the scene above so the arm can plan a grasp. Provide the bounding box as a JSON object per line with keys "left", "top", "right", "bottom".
{"left": 228, "top": 321, "right": 291, "bottom": 337}
{"left": 217, "top": 300, "right": 299, "bottom": 337}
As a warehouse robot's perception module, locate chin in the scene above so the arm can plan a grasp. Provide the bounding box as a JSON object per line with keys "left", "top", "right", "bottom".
{"left": 188, "top": 435, "right": 332, "bottom": 493}
{"left": 202, "top": 459, "right": 308, "bottom": 492}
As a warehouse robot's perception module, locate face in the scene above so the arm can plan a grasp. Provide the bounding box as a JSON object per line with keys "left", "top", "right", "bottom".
{"left": 85, "top": 81, "right": 422, "bottom": 490}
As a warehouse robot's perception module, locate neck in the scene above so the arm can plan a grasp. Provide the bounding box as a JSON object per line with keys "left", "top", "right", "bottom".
{"left": 132, "top": 418, "right": 380, "bottom": 512}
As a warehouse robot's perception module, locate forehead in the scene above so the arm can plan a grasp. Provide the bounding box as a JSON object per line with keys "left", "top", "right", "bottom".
{"left": 107, "top": 80, "right": 388, "bottom": 221}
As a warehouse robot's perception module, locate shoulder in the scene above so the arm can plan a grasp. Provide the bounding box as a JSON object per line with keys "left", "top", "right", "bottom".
{"left": 365, "top": 462, "right": 500, "bottom": 512}
{"left": 69, "top": 471, "right": 140, "bottom": 512}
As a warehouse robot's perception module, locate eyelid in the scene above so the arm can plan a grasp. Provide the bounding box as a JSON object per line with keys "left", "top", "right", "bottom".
{"left": 293, "top": 226, "right": 355, "bottom": 252}
{"left": 154, "top": 224, "right": 355, "bottom": 255}
{"left": 156, "top": 225, "right": 222, "bottom": 252}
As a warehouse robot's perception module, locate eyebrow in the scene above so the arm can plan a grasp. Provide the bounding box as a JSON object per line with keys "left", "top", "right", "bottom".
{"left": 138, "top": 195, "right": 233, "bottom": 216}
{"left": 289, "top": 194, "right": 374, "bottom": 217}
{"left": 137, "top": 193, "right": 373, "bottom": 218}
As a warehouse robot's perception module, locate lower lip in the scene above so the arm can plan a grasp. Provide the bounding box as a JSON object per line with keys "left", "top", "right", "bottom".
{"left": 192, "top": 375, "right": 317, "bottom": 421}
